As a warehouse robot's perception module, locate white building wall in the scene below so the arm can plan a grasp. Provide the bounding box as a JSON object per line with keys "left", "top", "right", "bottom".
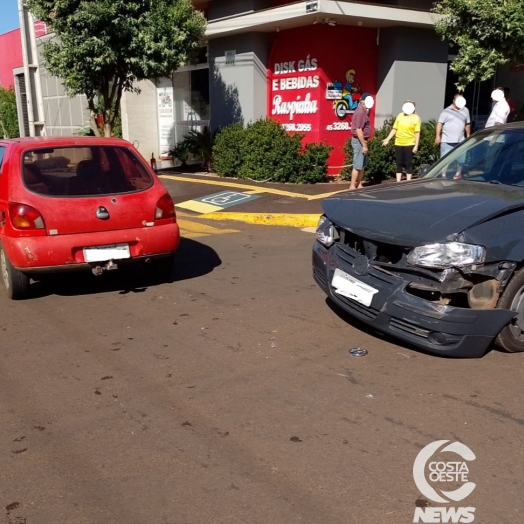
{"left": 121, "top": 79, "right": 161, "bottom": 165}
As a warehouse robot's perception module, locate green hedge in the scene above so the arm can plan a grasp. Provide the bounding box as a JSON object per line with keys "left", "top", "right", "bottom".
{"left": 340, "top": 118, "right": 440, "bottom": 184}
{"left": 0, "top": 87, "right": 20, "bottom": 138}
{"left": 211, "top": 123, "right": 245, "bottom": 178}
{"left": 211, "top": 119, "right": 332, "bottom": 184}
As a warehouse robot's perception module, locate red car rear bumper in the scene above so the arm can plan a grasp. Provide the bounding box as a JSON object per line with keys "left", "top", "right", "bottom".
{"left": 2, "top": 223, "right": 180, "bottom": 272}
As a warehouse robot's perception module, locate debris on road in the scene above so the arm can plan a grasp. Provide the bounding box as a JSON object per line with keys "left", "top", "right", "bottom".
{"left": 349, "top": 348, "right": 368, "bottom": 357}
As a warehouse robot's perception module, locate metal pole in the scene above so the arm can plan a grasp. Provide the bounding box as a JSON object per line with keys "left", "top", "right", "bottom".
{"left": 28, "top": 12, "right": 46, "bottom": 136}
{"left": 18, "top": 0, "right": 35, "bottom": 136}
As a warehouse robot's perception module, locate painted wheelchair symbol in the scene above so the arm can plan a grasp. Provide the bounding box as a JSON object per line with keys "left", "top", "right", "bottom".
{"left": 201, "top": 191, "right": 252, "bottom": 206}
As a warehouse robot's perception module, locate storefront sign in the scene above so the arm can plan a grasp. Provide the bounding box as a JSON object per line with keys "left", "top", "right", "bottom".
{"left": 157, "top": 87, "right": 175, "bottom": 159}
{"left": 268, "top": 25, "right": 377, "bottom": 174}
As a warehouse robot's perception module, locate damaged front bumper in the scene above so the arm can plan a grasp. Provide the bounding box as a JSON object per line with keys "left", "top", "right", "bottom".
{"left": 313, "top": 241, "right": 516, "bottom": 358}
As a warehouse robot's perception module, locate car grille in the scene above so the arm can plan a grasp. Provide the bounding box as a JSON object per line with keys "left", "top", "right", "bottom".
{"left": 334, "top": 244, "right": 399, "bottom": 286}
{"left": 342, "top": 230, "right": 407, "bottom": 265}
{"left": 389, "top": 318, "right": 430, "bottom": 339}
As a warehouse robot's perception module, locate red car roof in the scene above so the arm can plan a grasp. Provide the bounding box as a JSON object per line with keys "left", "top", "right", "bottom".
{"left": 0, "top": 136, "right": 131, "bottom": 147}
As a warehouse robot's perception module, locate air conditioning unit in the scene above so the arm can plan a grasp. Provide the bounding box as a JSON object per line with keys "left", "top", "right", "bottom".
{"left": 306, "top": 1, "right": 319, "bottom": 13}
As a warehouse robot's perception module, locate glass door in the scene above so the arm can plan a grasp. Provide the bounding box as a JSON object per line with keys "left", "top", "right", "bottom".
{"left": 173, "top": 68, "right": 210, "bottom": 142}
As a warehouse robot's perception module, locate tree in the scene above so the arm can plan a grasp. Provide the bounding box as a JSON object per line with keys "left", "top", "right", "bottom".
{"left": 433, "top": 0, "right": 524, "bottom": 89}
{"left": 0, "top": 87, "right": 20, "bottom": 139}
{"left": 27, "top": 0, "right": 206, "bottom": 136}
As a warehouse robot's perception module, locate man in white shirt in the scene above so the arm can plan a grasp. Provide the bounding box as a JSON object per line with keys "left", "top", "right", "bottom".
{"left": 485, "top": 88, "right": 510, "bottom": 127}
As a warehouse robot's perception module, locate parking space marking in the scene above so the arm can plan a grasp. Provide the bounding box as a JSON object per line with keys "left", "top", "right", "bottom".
{"left": 176, "top": 190, "right": 261, "bottom": 215}
{"left": 197, "top": 190, "right": 261, "bottom": 208}
{"left": 177, "top": 200, "right": 223, "bottom": 214}
{"left": 307, "top": 190, "right": 347, "bottom": 200}
{"left": 161, "top": 174, "right": 349, "bottom": 201}
{"left": 178, "top": 218, "right": 239, "bottom": 239}
{"left": 197, "top": 212, "right": 321, "bottom": 228}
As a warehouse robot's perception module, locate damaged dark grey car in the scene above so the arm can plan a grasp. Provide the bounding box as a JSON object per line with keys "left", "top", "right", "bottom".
{"left": 313, "top": 123, "right": 524, "bottom": 357}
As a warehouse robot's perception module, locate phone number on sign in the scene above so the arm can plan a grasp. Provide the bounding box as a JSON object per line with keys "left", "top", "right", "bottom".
{"left": 326, "top": 122, "right": 351, "bottom": 131}
{"left": 282, "top": 123, "right": 312, "bottom": 132}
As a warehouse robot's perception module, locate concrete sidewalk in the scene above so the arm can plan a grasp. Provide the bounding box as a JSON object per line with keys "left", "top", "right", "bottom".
{"left": 158, "top": 170, "right": 351, "bottom": 228}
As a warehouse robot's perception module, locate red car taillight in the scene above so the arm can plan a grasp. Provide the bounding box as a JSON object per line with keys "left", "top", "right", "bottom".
{"left": 8, "top": 203, "right": 46, "bottom": 230}
{"left": 155, "top": 193, "right": 176, "bottom": 220}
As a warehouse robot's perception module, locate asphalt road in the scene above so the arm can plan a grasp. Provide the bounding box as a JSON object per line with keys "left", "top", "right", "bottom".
{"left": 1, "top": 221, "right": 524, "bottom": 524}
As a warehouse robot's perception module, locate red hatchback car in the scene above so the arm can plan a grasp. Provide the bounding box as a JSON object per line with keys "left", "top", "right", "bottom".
{"left": 0, "top": 137, "right": 180, "bottom": 299}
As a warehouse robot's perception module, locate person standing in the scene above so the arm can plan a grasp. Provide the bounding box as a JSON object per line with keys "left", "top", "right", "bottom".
{"left": 349, "top": 93, "right": 374, "bottom": 190}
{"left": 382, "top": 100, "right": 421, "bottom": 182}
{"left": 485, "top": 88, "right": 510, "bottom": 127}
{"left": 435, "top": 94, "right": 471, "bottom": 157}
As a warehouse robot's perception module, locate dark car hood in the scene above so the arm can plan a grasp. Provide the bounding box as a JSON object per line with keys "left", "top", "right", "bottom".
{"left": 323, "top": 179, "right": 524, "bottom": 246}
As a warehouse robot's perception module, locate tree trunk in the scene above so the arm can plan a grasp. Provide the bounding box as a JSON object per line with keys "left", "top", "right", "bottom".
{"left": 90, "top": 113, "right": 101, "bottom": 137}
{"left": 0, "top": 118, "right": 8, "bottom": 139}
{"left": 104, "top": 121, "right": 112, "bottom": 137}
{"left": 87, "top": 97, "right": 101, "bottom": 137}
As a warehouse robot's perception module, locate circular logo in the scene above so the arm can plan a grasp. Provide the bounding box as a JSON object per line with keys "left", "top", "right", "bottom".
{"left": 413, "top": 440, "right": 476, "bottom": 504}
{"left": 353, "top": 255, "right": 369, "bottom": 276}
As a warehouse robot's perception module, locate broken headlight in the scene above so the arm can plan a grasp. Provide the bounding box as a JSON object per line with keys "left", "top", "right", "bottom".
{"left": 316, "top": 216, "right": 338, "bottom": 248}
{"left": 407, "top": 242, "right": 485, "bottom": 269}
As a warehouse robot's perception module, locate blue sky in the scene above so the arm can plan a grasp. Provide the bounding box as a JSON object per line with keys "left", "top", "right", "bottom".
{"left": 1, "top": 0, "right": 20, "bottom": 34}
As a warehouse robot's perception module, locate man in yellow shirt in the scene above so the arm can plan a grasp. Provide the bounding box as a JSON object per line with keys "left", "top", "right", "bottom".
{"left": 382, "top": 100, "right": 421, "bottom": 182}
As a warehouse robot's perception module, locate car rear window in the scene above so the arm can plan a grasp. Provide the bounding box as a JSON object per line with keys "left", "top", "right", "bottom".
{"left": 21, "top": 146, "right": 154, "bottom": 197}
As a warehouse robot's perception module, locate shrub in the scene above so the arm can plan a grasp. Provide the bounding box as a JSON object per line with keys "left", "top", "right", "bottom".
{"left": 76, "top": 125, "right": 96, "bottom": 136}
{"left": 211, "top": 119, "right": 331, "bottom": 183}
{"left": 0, "top": 87, "right": 20, "bottom": 138}
{"left": 212, "top": 123, "right": 246, "bottom": 177}
{"left": 415, "top": 119, "right": 440, "bottom": 173}
{"left": 237, "top": 119, "right": 303, "bottom": 182}
{"left": 340, "top": 118, "right": 396, "bottom": 183}
{"left": 340, "top": 118, "right": 440, "bottom": 184}
{"left": 169, "top": 142, "right": 190, "bottom": 168}
{"left": 292, "top": 142, "right": 333, "bottom": 183}
{"left": 183, "top": 128, "right": 215, "bottom": 171}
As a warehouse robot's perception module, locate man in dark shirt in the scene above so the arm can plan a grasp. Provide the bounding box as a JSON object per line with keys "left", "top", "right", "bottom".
{"left": 349, "top": 93, "right": 373, "bottom": 189}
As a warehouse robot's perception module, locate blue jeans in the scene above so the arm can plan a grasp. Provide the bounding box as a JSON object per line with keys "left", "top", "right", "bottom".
{"left": 440, "top": 142, "right": 459, "bottom": 157}
{"left": 352, "top": 138, "right": 367, "bottom": 170}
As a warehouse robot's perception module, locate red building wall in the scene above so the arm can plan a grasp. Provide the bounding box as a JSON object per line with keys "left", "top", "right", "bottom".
{"left": 268, "top": 25, "right": 378, "bottom": 175}
{"left": 0, "top": 29, "right": 23, "bottom": 89}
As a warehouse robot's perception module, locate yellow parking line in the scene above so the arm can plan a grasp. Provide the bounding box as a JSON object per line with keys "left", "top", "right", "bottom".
{"left": 307, "top": 190, "right": 348, "bottom": 200}
{"left": 243, "top": 189, "right": 265, "bottom": 195}
{"left": 178, "top": 218, "right": 239, "bottom": 238}
{"left": 199, "top": 212, "right": 321, "bottom": 228}
{"left": 160, "top": 174, "right": 311, "bottom": 199}
{"left": 176, "top": 200, "right": 223, "bottom": 214}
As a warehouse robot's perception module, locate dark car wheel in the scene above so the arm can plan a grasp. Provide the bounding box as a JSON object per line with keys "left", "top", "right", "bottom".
{"left": 0, "top": 246, "right": 30, "bottom": 300}
{"left": 496, "top": 267, "right": 524, "bottom": 352}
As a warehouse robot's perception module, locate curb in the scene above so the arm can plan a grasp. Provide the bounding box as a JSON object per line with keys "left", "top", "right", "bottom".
{"left": 199, "top": 212, "right": 321, "bottom": 228}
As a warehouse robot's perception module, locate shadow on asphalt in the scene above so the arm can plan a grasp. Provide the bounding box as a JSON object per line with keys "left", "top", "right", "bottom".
{"left": 27, "top": 238, "right": 222, "bottom": 299}
{"left": 325, "top": 298, "right": 498, "bottom": 359}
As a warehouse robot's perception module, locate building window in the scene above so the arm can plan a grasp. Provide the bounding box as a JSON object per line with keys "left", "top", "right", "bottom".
{"left": 173, "top": 67, "right": 210, "bottom": 144}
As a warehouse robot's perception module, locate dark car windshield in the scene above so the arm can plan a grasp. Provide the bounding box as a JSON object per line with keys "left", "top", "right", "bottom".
{"left": 22, "top": 145, "right": 153, "bottom": 197}
{"left": 422, "top": 127, "right": 524, "bottom": 186}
